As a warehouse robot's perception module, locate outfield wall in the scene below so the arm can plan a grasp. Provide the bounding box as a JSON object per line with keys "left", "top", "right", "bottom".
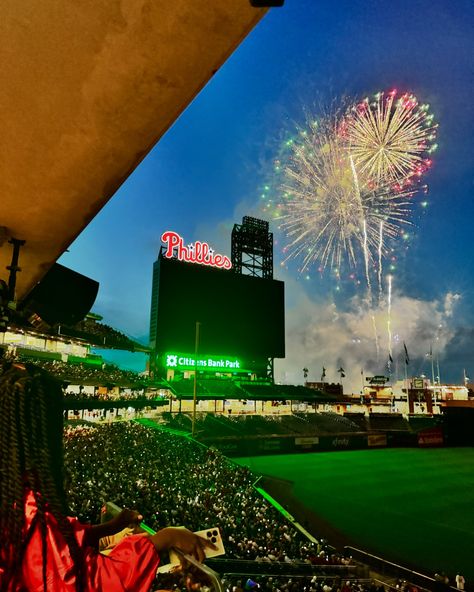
{"left": 201, "top": 432, "right": 426, "bottom": 457}
{"left": 200, "top": 429, "right": 445, "bottom": 456}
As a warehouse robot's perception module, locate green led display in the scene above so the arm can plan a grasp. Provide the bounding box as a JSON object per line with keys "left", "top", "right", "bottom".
{"left": 163, "top": 353, "right": 244, "bottom": 371}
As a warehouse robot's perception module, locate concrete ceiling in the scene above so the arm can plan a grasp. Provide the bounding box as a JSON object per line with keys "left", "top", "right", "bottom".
{"left": 0, "top": 0, "right": 266, "bottom": 301}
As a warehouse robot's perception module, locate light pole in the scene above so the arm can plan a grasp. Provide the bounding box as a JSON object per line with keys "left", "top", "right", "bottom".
{"left": 192, "top": 321, "right": 201, "bottom": 438}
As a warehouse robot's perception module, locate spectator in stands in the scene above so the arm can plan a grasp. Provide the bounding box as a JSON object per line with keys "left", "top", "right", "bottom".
{"left": 23, "top": 357, "right": 151, "bottom": 389}
{"left": 0, "top": 362, "right": 213, "bottom": 592}
{"left": 455, "top": 574, "right": 465, "bottom": 591}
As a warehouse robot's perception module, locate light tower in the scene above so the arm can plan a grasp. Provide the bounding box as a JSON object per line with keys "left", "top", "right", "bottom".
{"left": 231, "top": 216, "right": 274, "bottom": 380}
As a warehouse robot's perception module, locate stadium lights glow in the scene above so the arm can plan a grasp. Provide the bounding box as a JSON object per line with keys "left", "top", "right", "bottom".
{"left": 161, "top": 230, "right": 232, "bottom": 270}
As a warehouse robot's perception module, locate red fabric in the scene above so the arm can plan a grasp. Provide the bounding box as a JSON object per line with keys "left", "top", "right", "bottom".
{"left": 1, "top": 491, "right": 160, "bottom": 591}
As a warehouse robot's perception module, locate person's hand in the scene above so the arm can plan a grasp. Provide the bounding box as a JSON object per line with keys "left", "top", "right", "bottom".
{"left": 151, "top": 527, "right": 216, "bottom": 562}
{"left": 186, "top": 575, "right": 204, "bottom": 591}
{"left": 114, "top": 508, "right": 143, "bottom": 530}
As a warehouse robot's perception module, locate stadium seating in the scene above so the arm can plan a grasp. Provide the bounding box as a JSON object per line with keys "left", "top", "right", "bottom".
{"left": 344, "top": 412, "right": 369, "bottom": 431}
{"left": 368, "top": 413, "right": 410, "bottom": 432}
{"left": 65, "top": 422, "right": 413, "bottom": 591}
{"left": 199, "top": 377, "right": 245, "bottom": 398}
{"left": 19, "top": 356, "right": 152, "bottom": 387}
{"left": 407, "top": 414, "right": 439, "bottom": 432}
{"left": 294, "top": 412, "right": 362, "bottom": 434}
{"left": 170, "top": 378, "right": 196, "bottom": 396}
{"left": 157, "top": 412, "right": 365, "bottom": 439}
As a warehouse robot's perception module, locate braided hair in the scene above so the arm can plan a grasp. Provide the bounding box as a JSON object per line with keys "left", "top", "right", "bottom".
{"left": 0, "top": 362, "right": 83, "bottom": 591}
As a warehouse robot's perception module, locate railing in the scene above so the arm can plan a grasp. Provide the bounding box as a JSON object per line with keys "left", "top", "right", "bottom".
{"left": 344, "top": 546, "right": 461, "bottom": 592}
{"left": 207, "top": 557, "right": 361, "bottom": 577}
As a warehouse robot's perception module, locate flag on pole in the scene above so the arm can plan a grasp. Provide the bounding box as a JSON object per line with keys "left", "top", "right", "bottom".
{"left": 403, "top": 342, "right": 409, "bottom": 365}
{"left": 321, "top": 367, "right": 326, "bottom": 381}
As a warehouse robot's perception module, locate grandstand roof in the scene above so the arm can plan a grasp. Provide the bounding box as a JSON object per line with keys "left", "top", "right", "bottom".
{"left": 0, "top": 2, "right": 267, "bottom": 301}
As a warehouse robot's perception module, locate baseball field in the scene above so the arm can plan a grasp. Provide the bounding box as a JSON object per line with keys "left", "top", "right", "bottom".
{"left": 235, "top": 447, "right": 474, "bottom": 581}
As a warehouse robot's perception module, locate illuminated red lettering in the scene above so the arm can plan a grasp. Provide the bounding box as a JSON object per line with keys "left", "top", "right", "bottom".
{"left": 161, "top": 231, "right": 232, "bottom": 270}
{"left": 161, "top": 231, "right": 181, "bottom": 258}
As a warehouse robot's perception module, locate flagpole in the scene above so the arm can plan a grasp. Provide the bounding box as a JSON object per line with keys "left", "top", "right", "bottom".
{"left": 404, "top": 361, "right": 408, "bottom": 411}
{"left": 430, "top": 344, "right": 436, "bottom": 407}
{"left": 403, "top": 342, "right": 409, "bottom": 412}
{"left": 337, "top": 367, "right": 345, "bottom": 395}
{"left": 430, "top": 344, "right": 435, "bottom": 386}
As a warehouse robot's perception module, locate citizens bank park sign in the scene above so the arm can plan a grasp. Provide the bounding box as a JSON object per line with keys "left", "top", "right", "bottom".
{"left": 164, "top": 354, "right": 245, "bottom": 372}
{"left": 161, "top": 230, "right": 232, "bottom": 270}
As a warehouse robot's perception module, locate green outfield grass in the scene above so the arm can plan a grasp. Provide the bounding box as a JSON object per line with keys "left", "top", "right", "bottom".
{"left": 235, "top": 448, "right": 474, "bottom": 581}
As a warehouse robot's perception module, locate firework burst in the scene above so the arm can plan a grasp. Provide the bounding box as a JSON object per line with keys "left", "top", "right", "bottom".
{"left": 274, "top": 116, "right": 417, "bottom": 272}
{"left": 343, "top": 90, "right": 438, "bottom": 186}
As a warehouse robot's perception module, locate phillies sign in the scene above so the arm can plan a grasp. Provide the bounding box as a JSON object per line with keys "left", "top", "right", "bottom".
{"left": 161, "top": 230, "right": 232, "bottom": 270}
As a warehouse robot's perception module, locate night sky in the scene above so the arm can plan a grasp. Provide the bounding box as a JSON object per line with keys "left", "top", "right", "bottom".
{"left": 60, "top": 0, "right": 474, "bottom": 391}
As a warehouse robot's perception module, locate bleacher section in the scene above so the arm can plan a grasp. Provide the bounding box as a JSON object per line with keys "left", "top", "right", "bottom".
{"left": 294, "top": 412, "right": 362, "bottom": 434}
{"left": 60, "top": 319, "right": 149, "bottom": 352}
{"left": 202, "top": 413, "right": 243, "bottom": 437}
{"left": 170, "top": 378, "right": 248, "bottom": 399}
{"left": 407, "top": 414, "right": 440, "bottom": 432}
{"left": 199, "top": 378, "right": 244, "bottom": 398}
{"left": 158, "top": 412, "right": 364, "bottom": 439}
{"left": 368, "top": 413, "right": 410, "bottom": 431}
{"left": 240, "top": 382, "right": 337, "bottom": 401}
{"left": 344, "top": 412, "right": 369, "bottom": 431}
{"left": 228, "top": 415, "right": 291, "bottom": 435}
{"left": 160, "top": 411, "right": 193, "bottom": 432}
{"left": 156, "top": 412, "right": 435, "bottom": 441}
{"left": 169, "top": 378, "right": 196, "bottom": 397}
{"left": 168, "top": 379, "right": 336, "bottom": 402}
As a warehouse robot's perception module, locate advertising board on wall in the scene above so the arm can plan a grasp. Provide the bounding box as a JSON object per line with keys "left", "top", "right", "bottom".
{"left": 368, "top": 433, "right": 388, "bottom": 447}
{"left": 418, "top": 426, "right": 444, "bottom": 447}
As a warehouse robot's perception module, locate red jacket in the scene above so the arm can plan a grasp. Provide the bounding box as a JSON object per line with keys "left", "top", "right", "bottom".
{"left": 0, "top": 491, "right": 160, "bottom": 591}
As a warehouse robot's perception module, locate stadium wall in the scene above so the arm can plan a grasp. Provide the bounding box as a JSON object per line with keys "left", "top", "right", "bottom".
{"left": 200, "top": 431, "right": 429, "bottom": 456}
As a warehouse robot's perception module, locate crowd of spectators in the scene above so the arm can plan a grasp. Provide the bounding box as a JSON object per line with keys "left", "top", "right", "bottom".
{"left": 63, "top": 422, "right": 343, "bottom": 589}
{"left": 61, "top": 422, "right": 464, "bottom": 592}
{"left": 63, "top": 389, "right": 160, "bottom": 403}
{"left": 25, "top": 357, "right": 152, "bottom": 386}
{"left": 63, "top": 318, "right": 145, "bottom": 351}
{"left": 220, "top": 576, "right": 388, "bottom": 592}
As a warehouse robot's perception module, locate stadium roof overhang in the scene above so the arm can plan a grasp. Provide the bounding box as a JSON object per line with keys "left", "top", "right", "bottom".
{"left": 173, "top": 390, "right": 338, "bottom": 402}
{"left": 0, "top": 1, "right": 267, "bottom": 302}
